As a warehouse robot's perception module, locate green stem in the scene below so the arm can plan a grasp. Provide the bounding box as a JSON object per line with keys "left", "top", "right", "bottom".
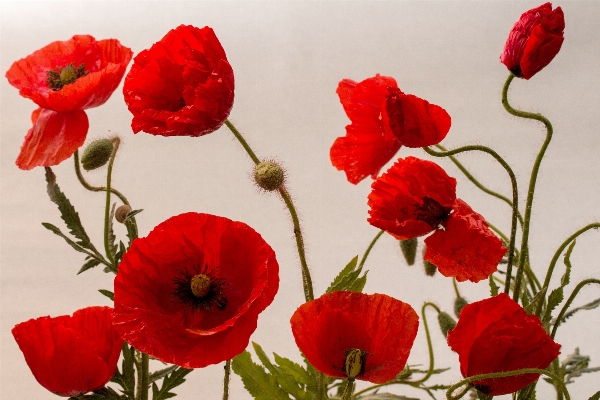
{"left": 409, "top": 302, "right": 439, "bottom": 385}
{"left": 452, "top": 278, "right": 461, "bottom": 298}
{"left": 103, "top": 138, "right": 120, "bottom": 267}
{"left": 224, "top": 119, "right": 260, "bottom": 164}
{"left": 423, "top": 144, "right": 518, "bottom": 295}
{"left": 535, "top": 223, "right": 600, "bottom": 316}
{"left": 341, "top": 380, "right": 355, "bottom": 400}
{"left": 359, "top": 230, "right": 385, "bottom": 268}
{"left": 223, "top": 360, "right": 231, "bottom": 400}
{"left": 551, "top": 278, "right": 600, "bottom": 339}
{"left": 446, "top": 368, "right": 570, "bottom": 400}
{"left": 434, "top": 144, "right": 524, "bottom": 227}
{"left": 502, "top": 73, "right": 554, "bottom": 303}
{"left": 139, "top": 353, "right": 149, "bottom": 400}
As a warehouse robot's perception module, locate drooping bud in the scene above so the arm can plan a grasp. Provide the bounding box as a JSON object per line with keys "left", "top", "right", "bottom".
{"left": 437, "top": 311, "right": 457, "bottom": 337}
{"left": 454, "top": 296, "right": 468, "bottom": 318}
{"left": 399, "top": 237, "right": 417, "bottom": 266}
{"left": 190, "top": 274, "right": 211, "bottom": 298}
{"left": 81, "top": 139, "right": 114, "bottom": 170}
{"left": 423, "top": 247, "right": 437, "bottom": 276}
{"left": 254, "top": 161, "right": 284, "bottom": 191}
{"left": 343, "top": 348, "right": 367, "bottom": 381}
{"left": 115, "top": 205, "right": 132, "bottom": 223}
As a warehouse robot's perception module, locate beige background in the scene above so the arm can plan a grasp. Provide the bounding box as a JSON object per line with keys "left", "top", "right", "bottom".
{"left": 2, "top": 1, "right": 600, "bottom": 399}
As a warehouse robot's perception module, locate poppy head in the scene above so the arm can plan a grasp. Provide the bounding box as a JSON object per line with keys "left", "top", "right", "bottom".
{"left": 448, "top": 293, "right": 561, "bottom": 396}
{"left": 113, "top": 212, "right": 279, "bottom": 369}
{"left": 290, "top": 291, "right": 419, "bottom": 384}
{"left": 330, "top": 75, "right": 450, "bottom": 184}
{"left": 12, "top": 306, "right": 122, "bottom": 397}
{"left": 500, "top": 3, "right": 565, "bottom": 79}
{"left": 123, "top": 25, "right": 235, "bottom": 137}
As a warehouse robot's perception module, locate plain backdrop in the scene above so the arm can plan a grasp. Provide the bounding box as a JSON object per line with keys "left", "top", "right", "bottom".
{"left": 2, "top": 1, "right": 600, "bottom": 399}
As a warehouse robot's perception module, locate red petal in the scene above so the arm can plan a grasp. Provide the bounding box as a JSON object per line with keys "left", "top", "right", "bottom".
{"left": 290, "top": 291, "right": 418, "bottom": 384}
{"left": 16, "top": 108, "right": 89, "bottom": 170}
{"left": 368, "top": 157, "right": 456, "bottom": 239}
{"left": 424, "top": 199, "right": 506, "bottom": 282}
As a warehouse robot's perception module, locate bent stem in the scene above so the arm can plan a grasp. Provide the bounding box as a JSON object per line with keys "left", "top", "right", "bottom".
{"left": 409, "top": 302, "right": 439, "bottom": 385}
{"left": 551, "top": 278, "right": 600, "bottom": 339}
{"left": 423, "top": 144, "right": 519, "bottom": 294}
{"left": 502, "top": 73, "right": 554, "bottom": 303}
{"left": 359, "top": 229, "right": 385, "bottom": 268}
{"left": 223, "top": 360, "right": 231, "bottom": 400}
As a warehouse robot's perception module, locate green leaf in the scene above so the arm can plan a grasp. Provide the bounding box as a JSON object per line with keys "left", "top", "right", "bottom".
{"left": 356, "top": 394, "right": 419, "bottom": 400}
{"left": 43, "top": 222, "right": 91, "bottom": 255}
{"left": 98, "top": 289, "right": 114, "bottom": 301}
{"left": 45, "top": 167, "right": 96, "bottom": 251}
{"left": 125, "top": 209, "right": 144, "bottom": 222}
{"left": 68, "top": 387, "right": 124, "bottom": 399}
{"left": 588, "top": 391, "right": 600, "bottom": 400}
{"left": 151, "top": 367, "right": 192, "bottom": 400}
{"left": 326, "top": 256, "right": 368, "bottom": 294}
{"left": 274, "top": 352, "right": 311, "bottom": 387}
{"left": 107, "top": 203, "right": 118, "bottom": 260}
{"left": 523, "top": 286, "right": 547, "bottom": 315}
{"left": 543, "top": 287, "right": 564, "bottom": 323}
{"left": 326, "top": 256, "right": 358, "bottom": 293}
{"left": 149, "top": 365, "right": 179, "bottom": 384}
{"left": 114, "top": 241, "right": 127, "bottom": 269}
{"left": 347, "top": 271, "right": 368, "bottom": 293}
{"left": 489, "top": 275, "right": 499, "bottom": 296}
{"left": 562, "top": 240, "right": 575, "bottom": 287}
{"left": 252, "top": 342, "right": 280, "bottom": 376}
{"left": 111, "top": 343, "right": 135, "bottom": 398}
{"left": 78, "top": 257, "right": 101, "bottom": 275}
{"left": 555, "top": 297, "right": 600, "bottom": 324}
{"left": 232, "top": 351, "right": 291, "bottom": 400}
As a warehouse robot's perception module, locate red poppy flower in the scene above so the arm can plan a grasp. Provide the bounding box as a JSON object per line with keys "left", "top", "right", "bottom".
{"left": 290, "top": 291, "right": 418, "bottom": 384}
{"left": 12, "top": 306, "right": 122, "bottom": 397}
{"left": 500, "top": 3, "right": 565, "bottom": 80}
{"left": 330, "top": 74, "right": 451, "bottom": 184}
{"left": 123, "top": 25, "right": 235, "bottom": 137}
{"left": 448, "top": 293, "right": 561, "bottom": 396}
{"left": 368, "top": 157, "right": 506, "bottom": 282}
{"left": 113, "top": 212, "right": 278, "bottom": 369}
{"left": 5, "top": 35, "right": 132, "bottom": 169}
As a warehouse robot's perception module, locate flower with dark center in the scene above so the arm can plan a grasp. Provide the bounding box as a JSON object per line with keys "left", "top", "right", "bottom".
{"left": 46, "top": 63, "right": 89, "bottom": 90}
{"left": 113, "top": 212, "right": 279, "bottom": 368}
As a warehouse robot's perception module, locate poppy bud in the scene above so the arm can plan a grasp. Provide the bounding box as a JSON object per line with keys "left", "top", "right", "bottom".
{"left": 81, "top": 138, "right": 113, "bottom": 170}
{"left": 437, "top": 311, "right": 457, "bottom": 337}
{"left": 454, "top": 296, "right": 468, "bottom": 318}
{"left": 399, "top": 238, "right": 417, "bottom": 266}
{"left": 115, "top": 205, "right": 132, "bottom": 223}
{"left": 254, "top": 161, "right": 284, "bottom": 191}
{"left": 423, "top": 247, "right": 437, "bottom": 276}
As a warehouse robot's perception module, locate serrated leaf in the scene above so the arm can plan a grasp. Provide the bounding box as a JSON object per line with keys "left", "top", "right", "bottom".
{"left": 151, "top": 367, "right": 192, "bottom": 400}
{"left": 555, "top": 297, "right": 600, "bottom": 324}
{"left": 232, "top": 351, "right": 291, "bottom": 400}
{"left": 326, "top": 256, "right": 358, "bottom": 293}
{"left": 489, "top": 275, "right": 499, "bottom": 296}
{"left": 274, "top": 353, "right": 311, "bottom": 387}
{"left": 107, "top": 203, "right": 118, "bottom": 260}
{"left": 523, "top": 286, "right": 547, "bottom": 315}
{"left": 125, "top": 209, "right": 143, "bottom": 222}
{"left": 43, "top": 222, "right": 90, "bottom": 255}
{"left": 562, "top": 240, "right": 575, "bottom": 287}
{"left": 149, "top": 365, "right": 179, "bottom": 384}
{"left": 252, "top": 342, "right": 280, "bottom": 376}
{"left": 98, "top": 289, "right": 114, "bottom": 301}
{"left": 45, "top": 167, "right": 95, "bottom": 251}
{"left": 115, "top": 241, "right": 126, "bottom": 268}
{"left": 543, "top": 287, "right": 564, "bottom": 323}
{"left": 326, "top": 256, "right": 368, "bottom": 294}
{"left": 111, "top": 343, "right": 135, "bottom": 398}
{"left": 275, "top": 373, "right": 308, "bottom": 400}
{"left": 78, "top": 257, "right": 101, "bottom": 274}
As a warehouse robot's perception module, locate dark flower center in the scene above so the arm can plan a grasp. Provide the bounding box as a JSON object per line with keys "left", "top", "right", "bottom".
{"left": 172, "top": 265, "right": 228, "bottom": 312}
{"left": 46, "top": 63, "right": 89, "bottom": 91}
{"left": 473, "top": 384, "right": 492, "bottom": 394}
{"left": 414, "top": 196, "right": 451, "bottom": 229}
{"left": 343, "top": 348, "right": 367, "bottom": 381}
{"left": 510, "top": 65, "right": 523, "bottom": 78}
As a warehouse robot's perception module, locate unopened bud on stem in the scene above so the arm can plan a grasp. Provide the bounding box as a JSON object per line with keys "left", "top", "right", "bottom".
{"left": 115, "top": 205, "right": 132, "bottom": 223}
{"left": 81, "top": 139, "right": 114, "bottom": 170}
{"left": 254, "top": 161, "right": 284, "bottom": 191}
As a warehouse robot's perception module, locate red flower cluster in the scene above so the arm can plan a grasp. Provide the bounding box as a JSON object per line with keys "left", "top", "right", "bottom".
{"left": 12, "top": 306, "right": 122, "bottom": 397}
{"left": 113, "top": 212, "right": 279, "bottom": 369}
{"left": 6, "top": 35, "right": 132, "bottom": 169}
{"left": 448, "top": 293, "right": 561, "bottom": 396}
{"left": 368, "top": 157, "right": 506, "bottom": 282}
{"left": 500, "top": 3, "right": 565, "bottom": 80}
{"left": 331, "top": 74, "right": 451, "bottom": 184}
{"left": 290, "top": 291, "right": 418, "bottom": 384}
{"left": 123, "top": 25, "right": 234, "bottom": 137}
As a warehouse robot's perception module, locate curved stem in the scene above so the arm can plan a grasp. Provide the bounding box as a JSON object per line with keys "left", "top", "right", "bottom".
{"left": 409, "top": 302, "right": 439, "bottom": 385}
{"left": 224, "top": 119, "right": 260, "bottom": 164}
{"left": 103, "top": 139, "right": 120, "bottom": 267}
{"left": 502, "top": 73, "right": 554, "bottom": 303}
{"left": 423, "top": 144, "right": 518, "bottom": 294}
{"left": 359, "top": 230, "right": 385, "bottom": 268}
{"left": 452, "top": 278, "right": 461, "bottom": 298}
{"left": 535, "top": 223, "right": 600, "bottom": 316}
{"left": 551, "top": 278, "right": 600, "bottom": 339}
{"left": 446, "top": 368, "right": 570, "bottom": 400}
{"left": 223, "top": 360, "right": 231, "bottom": 400}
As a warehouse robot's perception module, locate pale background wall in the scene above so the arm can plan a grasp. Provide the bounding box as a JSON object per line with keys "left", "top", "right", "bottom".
{"left": 2, "top": 1, "right": 600, "bottom": 399}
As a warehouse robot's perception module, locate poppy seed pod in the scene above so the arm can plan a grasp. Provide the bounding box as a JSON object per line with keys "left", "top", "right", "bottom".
{"left": 399, "top": 237, "right": 418, "bottom": 266}
{"left": 437, "top": 311, "right": 456, "bottom": 337}
{"left": 254, "top": 161, "right": 284, "bottom": 191}
{"left": 115, "top": 204, "right": 132, "bottom": 223}
{"left": 81, "top": 139, "right": 114, "bottom": 170}
{"left": 454, "top": 296, "right": 468, "bottom": 318}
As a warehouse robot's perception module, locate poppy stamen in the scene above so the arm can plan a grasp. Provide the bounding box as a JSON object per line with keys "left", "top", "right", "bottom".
{"left": 46, "top": 63, "right": 89, "bottom": 90}
{"left": 172, "top": 265, "right": 228, "bottom": 312}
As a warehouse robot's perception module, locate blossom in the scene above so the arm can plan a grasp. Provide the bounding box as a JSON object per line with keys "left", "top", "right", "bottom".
{"left": 368, "top": 157, "right": 506, "bottom": 282}
{"left": 113, "top": 212, "right": 279, "bottom": 369}
{"left": 330, "top": 74, "right": 451, "bottom": 184}
{"left": 123, "top": 25, "right": 235, "bottom": 137}
{"left": 290, "top": 291, "right": 418, "bottom": 384}
{"left": 448, "top": 293, "right": 561, "bottom": 395}
{"left": 11, "top": 306, "right": 122, "bottom": 397}
{"left": 5, "top": 34, "right": 132, "bottom": 169}
{"left": 500, "top": 3, "right": 565, "bottom": 80}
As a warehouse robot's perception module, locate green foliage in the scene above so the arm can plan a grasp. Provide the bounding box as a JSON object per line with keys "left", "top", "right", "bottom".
{"left": 111, "top": 343, "right": 136, "bottom": 398}
{"left": 149, "top": 366, "right": 179, "bottom": 385}
{"left": 232, "top": 350, "right": 292, "bottom": 400}
{"left": 326, "top": 256, "right": 368, "bottom": 294}
{"left": 544, "top": 348, "right": 600, "bottom": 387}
{"left": 542, "top": 240, "right": 575, "bottom": 324}
{"left": 555, "top": 297, "right": 600, "bottom": 325}
{"left": 78, "top": 256, "right": 101, "bottom": 275}
{"left": 489, "top": 275, "right": 499, "bottom": 296}
{"left": 589, "top": 391, "right": 600, "bottom": 400}
{"left": 151, "top": 367, "right": 192, "bottom": 400}
{"left": 98, "top": 289, "right": 114, "bottom": 301}
{"left": 68, "top": 387, "right": 125, "bottom": 399}
{"left": 523, "top": 286, "right": 547, "bottom": 315}
{"left": 107, "top": 203, "right": 118, "bottom": 260}
{"left": 356, "top": 394, "right": 419, "bottom": 400}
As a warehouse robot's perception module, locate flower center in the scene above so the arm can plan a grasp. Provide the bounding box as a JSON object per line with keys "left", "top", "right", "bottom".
{"left": 385, "top": 87, "right": 408, "bottom": 139}
{"left": 414, "top": 196, "right": 451, "bottom": 229}
{"left": 46, "top": 63, "right": 89, "bottom": 91}
{"left": 172, "top": 265, "right": 228, "bottom": 312}
{"left": 343, "top": 348, "right": 367, "bottom": 381}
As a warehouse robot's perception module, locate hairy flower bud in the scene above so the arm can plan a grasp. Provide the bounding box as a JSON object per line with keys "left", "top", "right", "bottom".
{"left": 423, "top": 247, "right": 437, "bottom": 276}
{"left": 254, "top": 161, "right": 284, "bottom": 191}
{"left": 399, "top": 238, "right": 417, "bottom": 266}
{"left": 81, "top": 139, "right": 113, "bottom": 170}
{"left": 115, "top": 205, "right": 132, "bottom": 223}
{"left": 454, "top": 296, "right": 468, "bottom": 318}
{"left": 437, "top": 311, "right": 457, "bottom": 337}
